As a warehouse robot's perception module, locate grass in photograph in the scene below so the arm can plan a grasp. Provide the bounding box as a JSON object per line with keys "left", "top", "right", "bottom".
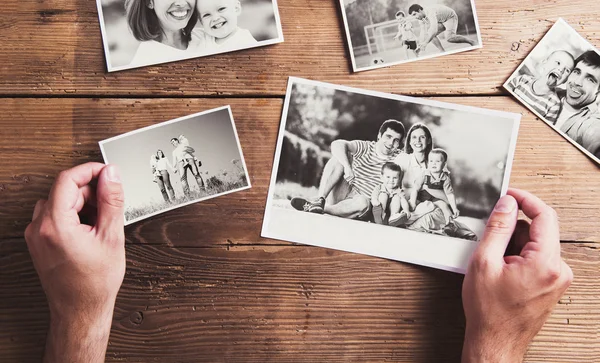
{"left": 125, "top": 176, "right": 248, "bottom": 222}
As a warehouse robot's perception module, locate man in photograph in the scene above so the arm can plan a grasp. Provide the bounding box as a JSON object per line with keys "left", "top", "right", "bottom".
{"left": 555, "top": 50, "right": 600, "bottom": 158}
{"left": 290, "top": 120, "right": 405, "bottom": 220}
{"left": 408, "top": 4, "right": 476, "bottom": 53}
{"left": 171, "top": 137, "right": 206, "bottom": 196}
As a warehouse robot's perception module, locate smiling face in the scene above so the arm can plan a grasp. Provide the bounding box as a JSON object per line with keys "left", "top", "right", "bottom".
{"left": 150, "top": 0, "right": 196, "bottom": 34}
{"left": 408, "top": 127, "right": 429, "bottom": 154}
{"left": 170, "top": 138, "right": 180, "bottom": 147}
{"left": 565, "top": 60, "right": 600, "bottom": 109}
{"left": 428, "top": 152, "right": 445, "bottom": 173}
{"left": 376, "top": 128, "right": 403, "bottom": 156}
{"left": 381, "top": 167, "right": 401, "bottom": 190}
{"left": 540, "top": 51, "right": 575, "bottom": 89}
{"left": 410, "top": 10, "right": 425, "bottom": 20}
{"left": 197, "top": 0, "right": 241, "bottom": 39}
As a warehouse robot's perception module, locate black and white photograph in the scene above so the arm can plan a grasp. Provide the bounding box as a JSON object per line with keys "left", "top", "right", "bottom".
{"left": 99, "top": 106, "right": 251, "bottom": 225}
{"left": 504, "top": 19, "right": 600, "bottom": 164}
{"left": 96, "top": 0, "right": 284, "bottom": 71}
{"left": 339, "top": 0, "right": 482, "bottom": 72}
{"left": 262, "top": 78, "right": 520, "bottom": 273}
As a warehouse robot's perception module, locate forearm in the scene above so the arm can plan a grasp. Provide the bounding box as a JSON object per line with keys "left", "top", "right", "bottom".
{"left": 330, "top": 141, "right": 352, "bottom": 170}
{"left": 447, "top": 193, "right": 458, "bottom": 212}
{"left": 400, "top": 197, "right": 410, "bottom": 212}
{"left": 44, "top": 307, "right": 115, "bottom": 363}
{"left": 462, "top": 329, "right": 526, "bottom": 363}
{"left": 409, "top": 190, "right": 418, "bottom": 209}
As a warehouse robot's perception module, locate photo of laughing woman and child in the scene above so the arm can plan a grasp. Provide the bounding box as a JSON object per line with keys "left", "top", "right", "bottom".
{"left": 97, "top": 0, "right": 283, "bottom": 71}
{"left": 267, "top": 79, "right": 520, "bottom": 243}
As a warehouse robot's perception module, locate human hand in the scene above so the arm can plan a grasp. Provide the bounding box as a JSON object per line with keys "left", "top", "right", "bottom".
{"left": 344, "top": 166, "right": 355, "bottom": 182}
{"left": 453, "top": 209, "right": 460, "bottom": 219}
{"left": 24, "top": 163, "right": 126, "bottom": 362}
{"left": 461, "top": 189, "right": 573, "bottom": 363}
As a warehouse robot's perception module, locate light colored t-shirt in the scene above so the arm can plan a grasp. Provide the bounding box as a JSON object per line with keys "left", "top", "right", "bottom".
{"left": 204, "top": 28, "right": 258, "bottom": 50}
{"left": 397, "top": 22, "right": 417, "bottom": 41}
{"left": 424, "top": 5, "right": 457, "bottom": 24}
{"left": 394, "top": 152, "right": 427, "bottom": 194}
{"left": 348, "top": 140, "right": 399, "bottom": 198}
{"left": 155, "top": 157, "right": 174, "bottom": 172}
{"left": 128, "top": 30, "right": 214, "bottom": 68}
{"left": 172, "top": 144, "right": 195, "bottom": 166}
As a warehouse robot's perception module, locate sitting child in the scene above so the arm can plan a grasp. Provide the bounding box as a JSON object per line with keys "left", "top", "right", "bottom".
{"left": 410, "top": 149, "right": 458, "bottom": 226}
{"left": 197, "top": 0, "right": 258, "bottom": 49}
{"left": 507, "top": 50, "right": 575, "bottom": 124}
{"left": 371, "top": 162, "right": 411, "bottom": 225}
{"left": 393, "top": 11, "right": 420, "bottom": 59}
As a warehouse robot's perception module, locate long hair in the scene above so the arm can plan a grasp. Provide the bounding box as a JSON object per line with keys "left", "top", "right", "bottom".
{"left": 124, "top": 0, "right": 198, "bottom": 44}
{"left": 405, "top": 123, "right": 433, "bottom": 160}
{"left": 157, "top": 149, "right": 165, "bottom": 158}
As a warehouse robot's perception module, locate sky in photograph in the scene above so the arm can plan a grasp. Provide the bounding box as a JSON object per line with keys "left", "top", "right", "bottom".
{"left": 100, "top": 108, "right": 247, "bottom": 209}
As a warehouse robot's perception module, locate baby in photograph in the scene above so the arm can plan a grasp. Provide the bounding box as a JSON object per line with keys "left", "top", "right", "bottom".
{"left": 371, "top": 162, "right": 411, "bottom": 225}
{"left": 197, "top": 0, "right": 258, "bottom": 49}
{"left": 393, "top": 11, "right": 420, "bottom": 58}
{"left": 507, "top": 50, "right": 575, "bottom": 123}
{"left": 410, "top": 149, "right": 459, "bottom": 227}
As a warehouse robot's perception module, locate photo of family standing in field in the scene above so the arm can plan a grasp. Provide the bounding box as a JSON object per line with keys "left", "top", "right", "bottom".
{"left": 96, "top": 0, "right": 283, "bottom": 71}
{"left": 339, "top": 0, "right": 481, "bottom": 71}
{"left": 100, "top": 107, "right": 250, "bottom": 225}
{"left": 262, "top": 78, "right": 520, "bottom": 270}
{"left": 504, "top": 19, "right": 600, "bottom": 165}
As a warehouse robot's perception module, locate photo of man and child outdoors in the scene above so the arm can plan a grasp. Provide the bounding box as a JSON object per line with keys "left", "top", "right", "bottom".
{"left": 266, "top": 79, "right": 520, "bottom": 243}
{"left": 504, "top": 19, "right": 600, "bottom": 163}
{"left": 100, "top": 107, "right": 250, "bottom": 225}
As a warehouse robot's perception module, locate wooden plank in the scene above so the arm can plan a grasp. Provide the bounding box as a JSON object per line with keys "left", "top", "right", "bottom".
{"left": 0, "top": 1, "right": 599, "bottom": 96}
{"left": 0, "top": 242, "right": 597, "bottom": 362}
{"left": 1, "top": 97, "right": 599, "bottom": 243}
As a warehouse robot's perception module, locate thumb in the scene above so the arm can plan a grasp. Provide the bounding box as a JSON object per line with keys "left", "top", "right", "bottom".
{"left": 476, "top": 195, "right": 518, "bottom": 262}
{"left": 96, "top": 165, "right": 125, "bottom": 244}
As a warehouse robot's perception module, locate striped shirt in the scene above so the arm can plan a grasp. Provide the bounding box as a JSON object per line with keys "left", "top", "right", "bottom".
{"left": 348, "top": 140, "right": 398, "bottom": 198}
{"left": 508, "top": 74, "right": 561, "bottom": 123}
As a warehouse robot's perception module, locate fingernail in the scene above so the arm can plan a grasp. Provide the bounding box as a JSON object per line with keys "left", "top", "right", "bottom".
{"left": 494, "top": 195, "right": 516, "bottom": 213}
{"left": 106, "top": 165, "right": 121, "bottom": 183}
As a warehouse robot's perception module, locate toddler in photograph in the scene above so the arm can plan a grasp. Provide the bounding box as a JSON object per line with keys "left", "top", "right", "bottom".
{"left": 197, "top": 0, "right": 258, "bottom": 49}
{"left": 410, "top": 149, "right": 459, "bottom": 227}
{"left": 393, "top": 11, "right": 420, "bottom": 59}
{"left": 178, "top": 134, "right": 202, "bottom": 169}
{"left": 371, "top": 162, "right": 411, "bottom": 225}
{"left": 507, "top": 50, "right": 575, "bottom": 123}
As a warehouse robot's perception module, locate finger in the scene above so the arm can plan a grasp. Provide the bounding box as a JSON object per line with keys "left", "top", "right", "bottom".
{"left": 32, "top": 199, "right": 47, "bottom": 221}
{"left": 48, "top": 162, "right": 106, "bottom": 215}
{"left": 73, "top": 185, "right": 96, "bottom": 213}
{"left": 476, "top": 195, "right": 518, "bottom": 263}
{"left": 506, "top": 220, "right": 530, "bottom": 256}
{"left": 95, "top": 165, "right": 125, "bottom": 245}
{"left": 507, "top": 188, "right": 560, "bottom": 259}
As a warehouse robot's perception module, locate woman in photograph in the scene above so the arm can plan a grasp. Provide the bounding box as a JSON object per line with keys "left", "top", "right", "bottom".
{"left": 395, "top": 123, "right": 476, "bottom": 240}
{"left": 125, "top": 0, "right": 212, "bottom": 67}
{"left": 151, "top": 150, "right": 177, "bottom": 202}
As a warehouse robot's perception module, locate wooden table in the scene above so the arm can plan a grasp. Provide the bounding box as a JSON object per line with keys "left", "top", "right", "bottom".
{"left": 1, "top": 1, "right": 599, "bottom": 362}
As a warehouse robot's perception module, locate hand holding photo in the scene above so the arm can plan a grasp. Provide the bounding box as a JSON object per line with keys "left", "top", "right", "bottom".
{"left": 96, "top": 0, "right": 284, "bottom": 71}
{"left": 339, "top": 0, "right": 482, "bottom": 72}
{"left": 504, "top": 19, "right": 600, "bottom": 164}
{"left": 99, "top": 106, "right": 251, "bottom": 225}
{"left": 262, "top": 77, "right": 520, "bottom": 273}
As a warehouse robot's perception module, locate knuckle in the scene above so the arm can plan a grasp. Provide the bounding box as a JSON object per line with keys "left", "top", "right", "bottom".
{"left": 485, "top": 217, "right": 512, "bottom": 234}
{"left": 102, "top": 187, "right": 125, "bottom": 208}
{"left": 37, "top": 219, "right": 55, "bottom": 241}
{"left": 545, "top": 264, "right": 562, "bottom": 283}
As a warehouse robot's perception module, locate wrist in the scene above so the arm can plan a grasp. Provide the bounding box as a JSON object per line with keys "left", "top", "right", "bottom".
{"left": 462, "top": 327, "right": 526, "bottom": 363}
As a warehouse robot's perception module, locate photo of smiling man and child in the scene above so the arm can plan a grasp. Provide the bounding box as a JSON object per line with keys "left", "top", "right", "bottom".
{"left": 262, "top": 78, "right": 520, "bottom": 273}
{"left": 100, "top": 106, "right": 251, "bottom": 225}
{"left": 339, "top": 0, "right": 482, "bottom": 72}
{"left": 504, "top": 19, "right": 600, "bottom": 164}
{"left": 96, "top": 0, "right": 283, "bottom": 71}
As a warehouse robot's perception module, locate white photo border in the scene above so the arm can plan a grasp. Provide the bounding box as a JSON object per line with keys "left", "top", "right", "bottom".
{"left": 338, "top": 0, "right": 483, "bottom": 73}
{"left": 95, "top": 0, "right": 285, "bottom": 72}
{"left": 261, "top": 77, "right": 521, "bottom": 274}
{"left": 503, "top": 18, "right": 600, "bottom": 165}
{"left": 99, "top": 105, "right": 252, "bottom": 226}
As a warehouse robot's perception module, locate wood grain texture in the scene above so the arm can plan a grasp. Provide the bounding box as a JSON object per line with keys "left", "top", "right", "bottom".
{"left": 1, "top": 242, "right": 598, "bottom": 363}
{"left": 1, "top": 97, "right": 599, "bottom": 242}
{"left": 0, "top": 1, "right": 599, "bottom": 96}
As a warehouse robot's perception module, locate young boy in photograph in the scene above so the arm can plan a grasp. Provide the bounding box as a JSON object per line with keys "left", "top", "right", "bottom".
{"left": 197, "top": 0, "right": 258, "bottom": 49}
{"left": 393, "top": 11, "right": 420, "bottom": 59}
{"left": 371, "top": 162, "right": 411, "bottom": 225}
{"left": 410, "top": 149, "right": 459, "bottom": 227}
{"left": 507, "top": 50, "right": 575, "bottom": 124}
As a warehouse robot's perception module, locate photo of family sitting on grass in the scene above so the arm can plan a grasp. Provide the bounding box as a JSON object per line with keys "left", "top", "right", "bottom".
{"left": 100, "top": 106, "right": 250, "bottom": 225}
{"left": 263, "top": 78, "right": 520, "bottom": 250}
{"left": 504, "top": 19, "right": 600, "bottom": 164}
